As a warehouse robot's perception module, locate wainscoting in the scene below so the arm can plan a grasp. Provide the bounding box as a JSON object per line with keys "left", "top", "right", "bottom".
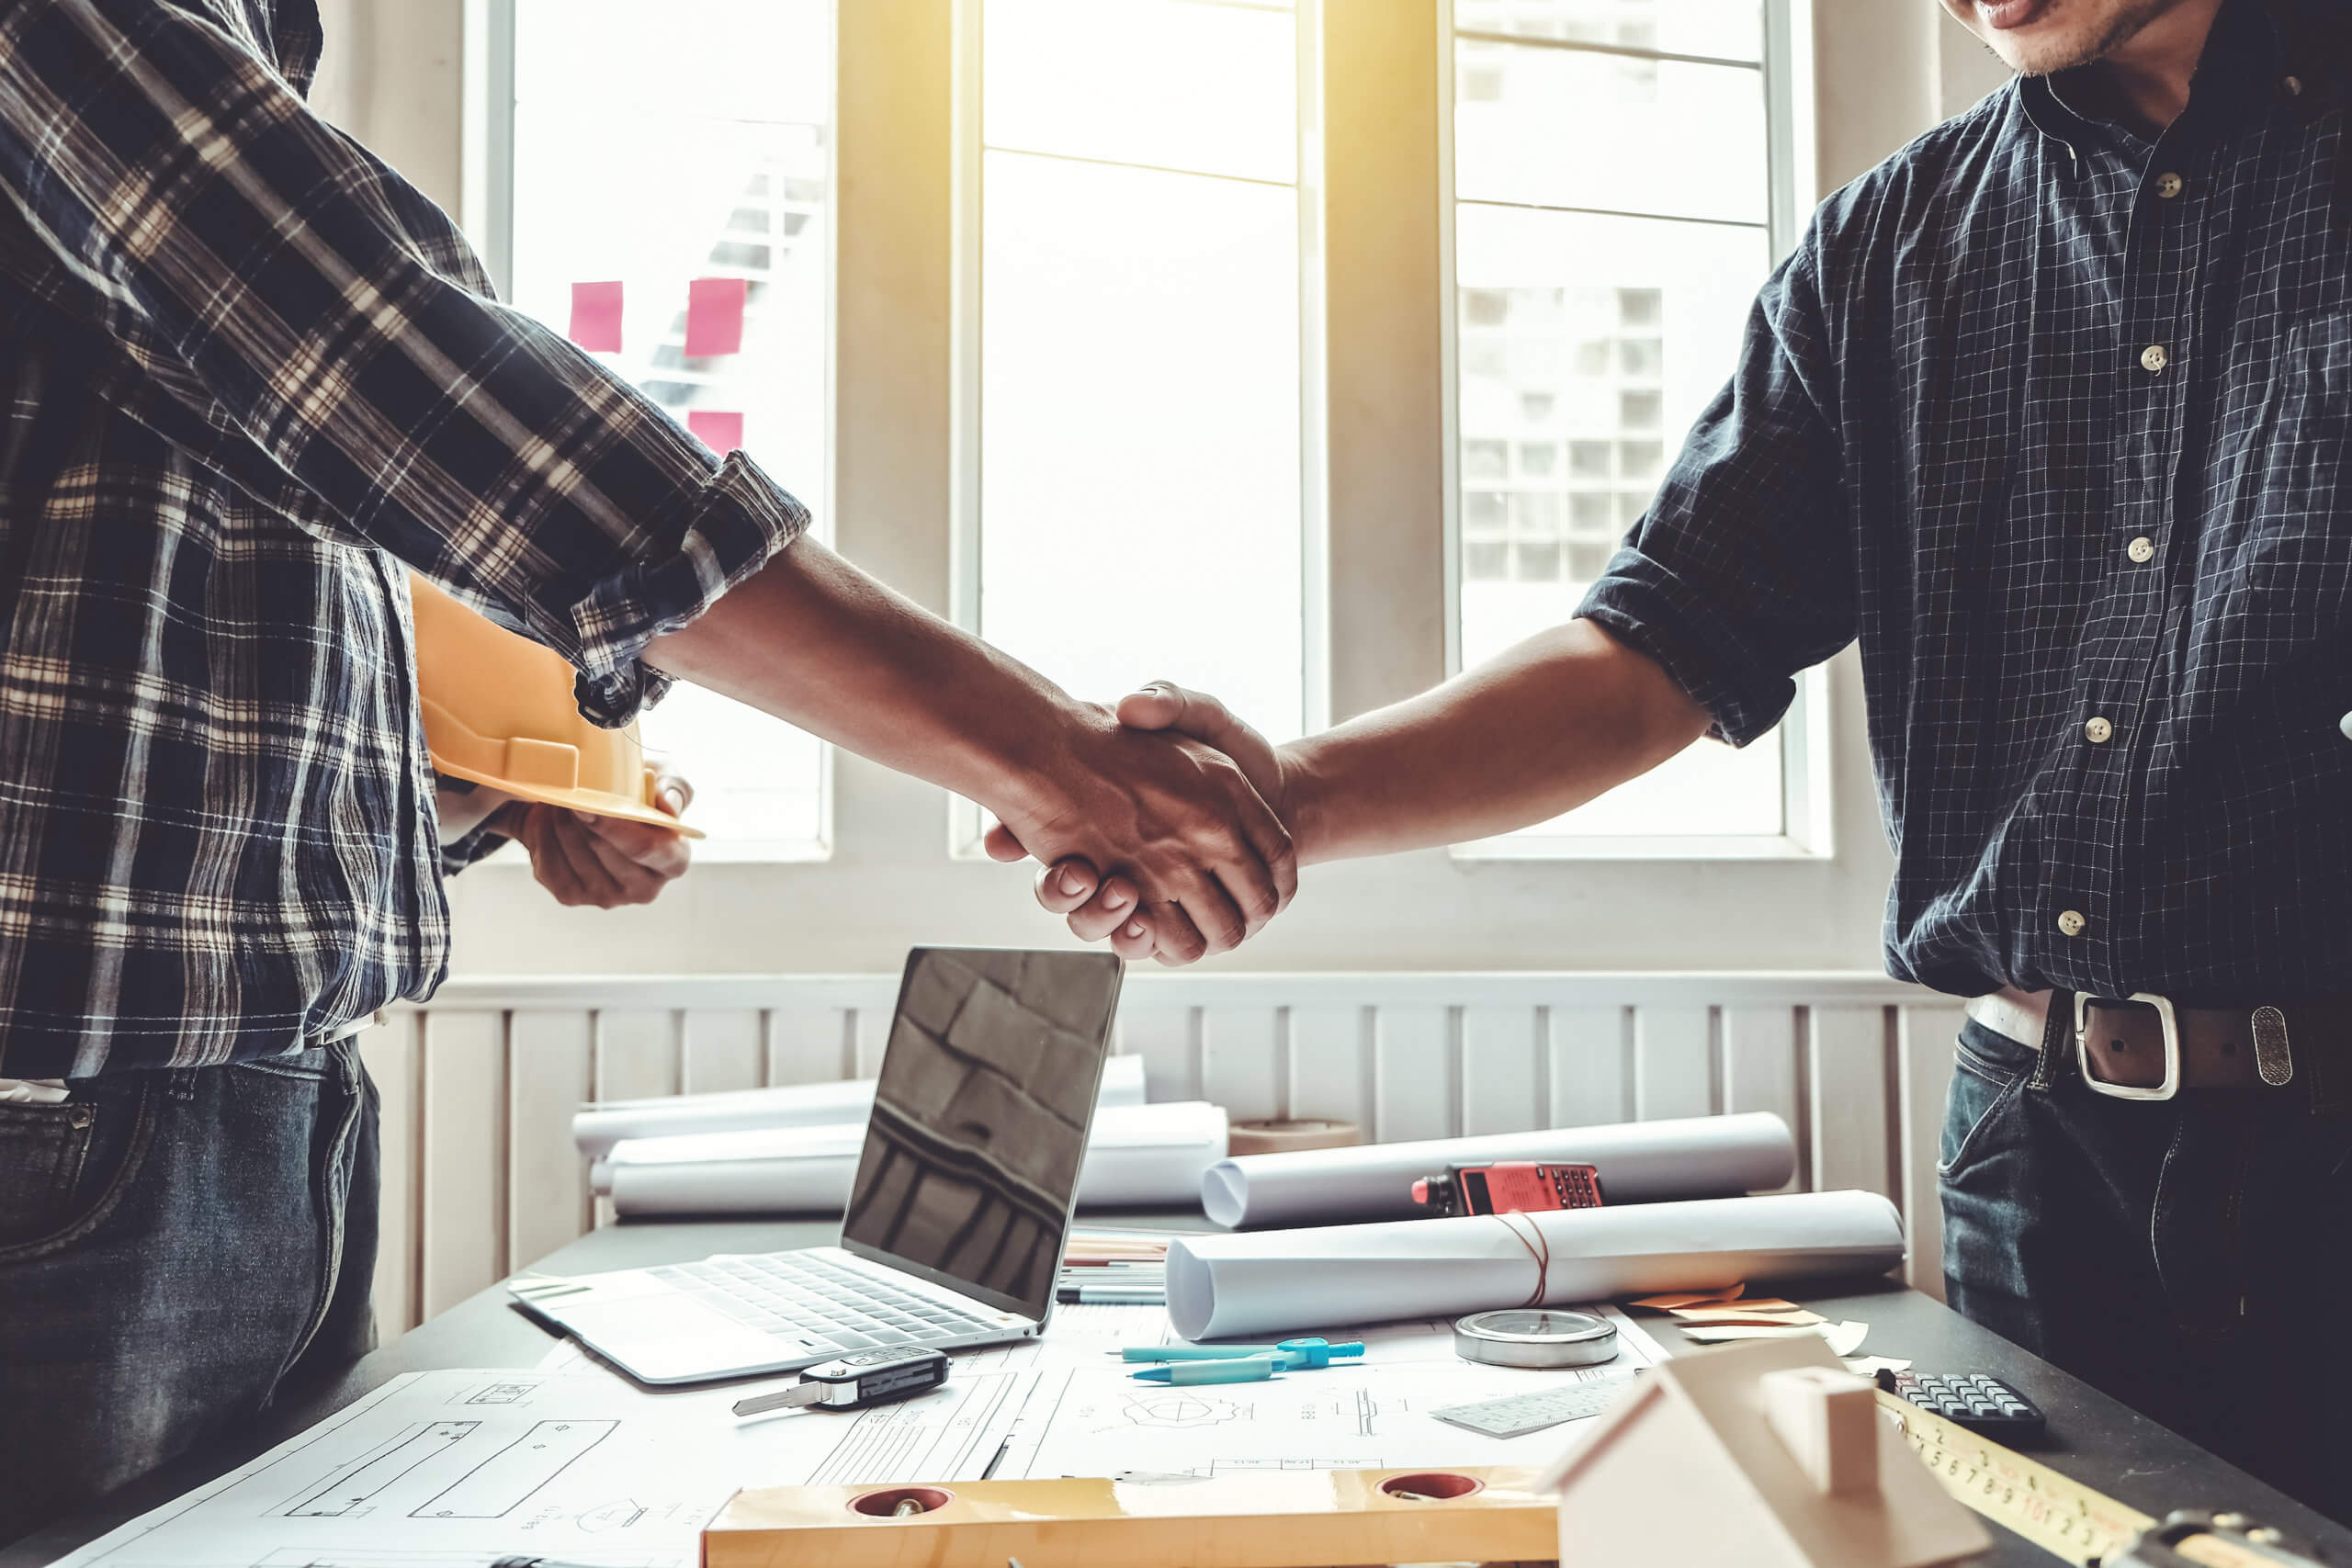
{"left": 357, "top": 971, "right": 1969, "bottom": 1336}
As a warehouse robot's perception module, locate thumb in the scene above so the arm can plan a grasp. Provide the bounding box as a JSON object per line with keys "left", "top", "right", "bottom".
{"left": 1115, "top": 681, "right": 1244, "bottom": 749}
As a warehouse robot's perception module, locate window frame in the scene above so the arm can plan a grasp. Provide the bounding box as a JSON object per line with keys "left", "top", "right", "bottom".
{"left": 474, "top": 0, "right": 842, "bottom": 863}
{"left": 469, "top": 0, "right": 1834, "bottom": 870}
{"left": 1439, "top": 0, "right": 1834, "bottom": 862}
{"left": 944, "top": 0, "right": 1331, "bottom": 860}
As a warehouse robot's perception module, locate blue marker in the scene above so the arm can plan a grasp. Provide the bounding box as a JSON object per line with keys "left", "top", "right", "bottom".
{"left": 1132, "top": 1355, "right": 1289, "bottom": 1386}
{"left": 1122, "top": 1337, "right": 1365, "bottom": 1371}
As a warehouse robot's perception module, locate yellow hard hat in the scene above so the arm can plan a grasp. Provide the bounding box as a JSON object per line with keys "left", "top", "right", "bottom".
{"left": 407, "top": 574, "right": 701, "bottom": 838}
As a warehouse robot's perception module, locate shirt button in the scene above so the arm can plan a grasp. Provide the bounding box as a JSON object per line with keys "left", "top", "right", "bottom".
{"left": 2084, "top": 716, "right": 2114, "bottom": 743}
{"left": 2127, "top": 536, "right": 2156, "bottom": 563}
{"left": 2154, "top": 172, "right": 2185, "bottom": 198}
{"left": 2058, "top": 909, "right": 2088, "bottom": 938}
{"left": 2140, "top": 344, "right": 2170, "bottom": 373}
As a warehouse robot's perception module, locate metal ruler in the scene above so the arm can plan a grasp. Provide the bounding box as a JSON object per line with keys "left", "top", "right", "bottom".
{"left": 1877, "top": 1389, "right": 2154, "bottom": 1565}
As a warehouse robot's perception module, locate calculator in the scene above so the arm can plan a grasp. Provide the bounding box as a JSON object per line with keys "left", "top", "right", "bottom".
{"left": 1877, "top": 1369, "right": 2046, "bottom": 1439}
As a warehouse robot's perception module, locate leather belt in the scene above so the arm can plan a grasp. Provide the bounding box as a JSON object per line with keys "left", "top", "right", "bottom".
{"left": 1965, "top": 986, "right": 2352, "bottom": 1100}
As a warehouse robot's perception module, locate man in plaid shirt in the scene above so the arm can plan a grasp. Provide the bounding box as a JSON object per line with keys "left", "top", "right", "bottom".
{"left": 0, "top": 0, "right": 1291, "bottom": 1541}
{"left": 1027, "top": 0, "right": 2352, "bottom": 1525}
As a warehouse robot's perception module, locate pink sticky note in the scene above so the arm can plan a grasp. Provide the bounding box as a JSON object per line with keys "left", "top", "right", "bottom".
{"left": 686, "top": 409, "right": 744, "bottom": 453}
{"left": 568, "top": 280, "right": 623, "bottom": 352}
{"left": 684, "top": 276, "right": 746, "bottom": 356}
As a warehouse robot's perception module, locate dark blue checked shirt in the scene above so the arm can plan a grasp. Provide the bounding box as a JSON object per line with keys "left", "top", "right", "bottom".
{"left": 1581, "top": 0, "right": 2352, "bottom": 1004}
{"left": 0, "top": 0, "right": 807, "bottom": 1076}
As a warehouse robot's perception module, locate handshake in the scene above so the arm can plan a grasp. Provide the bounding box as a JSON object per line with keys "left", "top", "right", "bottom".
{"left": 985, "top": 680, "right": 1305, "bottom": 967}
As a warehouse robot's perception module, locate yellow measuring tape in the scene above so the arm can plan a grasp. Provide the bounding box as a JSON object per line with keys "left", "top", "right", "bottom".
{"left": 1878, "top": 1391, "right": 2291, "bottom": 1568}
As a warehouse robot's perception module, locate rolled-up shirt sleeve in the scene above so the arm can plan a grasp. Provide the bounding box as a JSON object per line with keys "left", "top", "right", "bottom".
{"left": 1575, "top": 240, "right": 1854, "bottom": 748}
{"left": 0, "top": 0, "right": 805, "bottom": 724}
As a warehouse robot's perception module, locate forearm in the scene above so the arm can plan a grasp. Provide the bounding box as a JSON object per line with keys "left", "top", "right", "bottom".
{"left": 1285, "top": 619, "right": 1709, "bottom": 863}
{"left": 644, "top": 537, "right": 1089, "bottom": 823}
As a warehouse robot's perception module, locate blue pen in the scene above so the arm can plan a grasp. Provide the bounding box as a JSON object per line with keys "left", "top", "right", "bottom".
{"left": 1132, "top": 1355, "right": 1289, "bottom": 1385}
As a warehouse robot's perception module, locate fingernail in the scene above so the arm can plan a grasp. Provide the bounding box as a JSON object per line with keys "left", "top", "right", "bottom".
{"left": 1102, "top": 887, "right": 1130, "bottom": 910}
{"left": 1059, "top": 868, "right": 1086, "bottom": 896}
{"left": 1124, "top": 921, "right": 1145, "bottom": 939}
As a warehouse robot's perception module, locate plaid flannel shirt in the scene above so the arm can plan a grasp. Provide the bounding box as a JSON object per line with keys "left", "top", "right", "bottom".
{"left": 0, "top": 0, "right": 808, "bottom": 1076}
{"left": 1581, "top": 0, "right": 2352, "bottom": 1002}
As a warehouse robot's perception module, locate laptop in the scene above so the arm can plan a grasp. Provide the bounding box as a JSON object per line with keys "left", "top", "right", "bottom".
{"left": 509, "top": 946, "right": 1124, "bottom": 1385}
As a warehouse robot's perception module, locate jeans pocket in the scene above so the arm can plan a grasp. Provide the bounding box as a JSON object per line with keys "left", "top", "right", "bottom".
{"left": 0, "top": 1082, "right": 153, "bottom": 1258}
{"left": 1939, "top": 1025, "right": 2032, "bottom": 1179}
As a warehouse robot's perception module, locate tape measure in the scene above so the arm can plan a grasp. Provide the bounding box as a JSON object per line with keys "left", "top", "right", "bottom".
{"left": 1877, "top": 1391, "right": 2324, "bottom": 1568}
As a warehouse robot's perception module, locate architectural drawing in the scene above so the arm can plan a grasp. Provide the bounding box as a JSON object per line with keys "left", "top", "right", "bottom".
{"left": 285, "top": 1424, "right": 477, "bottom": 1517}
{"left": 409, "top": 1420, "right": 617, "bottom": 1517}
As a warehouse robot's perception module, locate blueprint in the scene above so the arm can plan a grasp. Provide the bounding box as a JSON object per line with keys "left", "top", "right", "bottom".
{"left": 997, "top": 1305, "right": 1667, "bottom": 1481}
{"left": 51, "top": 1364, "right": 1035, "bottom": 1568}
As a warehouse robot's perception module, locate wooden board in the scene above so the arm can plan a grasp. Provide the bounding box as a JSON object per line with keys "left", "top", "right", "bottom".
{"left": 704, "top": 1464, "right": 1559, "bottom": 1568}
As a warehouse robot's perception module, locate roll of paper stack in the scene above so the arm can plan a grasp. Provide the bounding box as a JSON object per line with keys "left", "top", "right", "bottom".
{"left": 602, "top": 1099, "right": 1230, "bottom": 1217}
{"left": 573, "top": 1053, "right": 1148, "bottom": 1163}
{"left": 1198, "top": 1111, "right": 1796, "bottom": 1228}
{"left": 1165, "top": 1189, "right": 1905, "bottom": 1340}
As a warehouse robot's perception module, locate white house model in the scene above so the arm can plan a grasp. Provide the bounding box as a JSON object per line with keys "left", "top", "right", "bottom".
{"left": 1538, "top": 1337, "right": 1991, "bottom": 1568}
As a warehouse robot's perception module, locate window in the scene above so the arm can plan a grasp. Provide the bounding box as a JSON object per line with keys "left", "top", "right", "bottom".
{"left": 957, "top": 0, "right": 1317, "bottom": 763}
{"left": 502, "top": 0, "right": 834, "bottom": 857}
{"left": 1449, "top": 0, "right": 1819, "bottom": 851}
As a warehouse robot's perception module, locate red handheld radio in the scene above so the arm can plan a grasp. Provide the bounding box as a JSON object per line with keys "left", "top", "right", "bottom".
{"left": 1408, "top": 1160, "right": 1605, "bottom": 1218}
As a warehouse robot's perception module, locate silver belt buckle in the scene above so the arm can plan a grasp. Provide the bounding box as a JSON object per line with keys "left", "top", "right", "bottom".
{"left": 2073, "top": 991, "right": 2181, "bottom": 1101}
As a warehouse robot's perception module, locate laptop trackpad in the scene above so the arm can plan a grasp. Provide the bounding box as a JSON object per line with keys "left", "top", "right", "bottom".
{"left": 557, "top": 1295, "right": 799, "bottom": 1383}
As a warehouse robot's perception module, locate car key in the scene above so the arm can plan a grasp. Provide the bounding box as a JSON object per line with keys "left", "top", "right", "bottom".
{"left": 1877, "top": 1367, "right": 2046, "bottom": 1440}
{"left": 732, "top": 1346, "right": 950, "bottom": 1416}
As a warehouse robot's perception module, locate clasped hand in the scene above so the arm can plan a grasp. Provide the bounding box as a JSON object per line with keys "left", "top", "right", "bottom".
{"left": 989, "top": 682, "right": 1302, "bottom": 965}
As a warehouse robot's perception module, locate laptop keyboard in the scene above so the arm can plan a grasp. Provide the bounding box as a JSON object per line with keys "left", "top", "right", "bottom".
{"left": 649, "top": 1252, "right": 998, "bottom": 1354}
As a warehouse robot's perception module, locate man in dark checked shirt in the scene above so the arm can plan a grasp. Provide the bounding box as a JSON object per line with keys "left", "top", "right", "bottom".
{"left": 1023, "top": 0, "right": 2352, "bottom": 1520}
{"left": 0, "top": 0, "right": 1295, "bottom": 1543}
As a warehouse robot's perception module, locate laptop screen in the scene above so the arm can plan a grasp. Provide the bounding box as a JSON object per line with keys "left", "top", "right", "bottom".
{"left": 839, "top": 947, "right": 1124, "bottom": 1321}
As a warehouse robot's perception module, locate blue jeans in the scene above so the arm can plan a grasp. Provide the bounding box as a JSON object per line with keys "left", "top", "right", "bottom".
{"left": 0, "top": 1043, "right": 379, "bottom": 1547}
{"left": 1941, "top": 1017, "right": 2352, "bottom": 1523}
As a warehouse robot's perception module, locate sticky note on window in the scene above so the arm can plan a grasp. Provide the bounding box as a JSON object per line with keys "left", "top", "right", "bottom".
{"left": 684, "top": 276, "right": 746, "bottom": 356}
{"left": 568, "top": 280, "right": 623, "bottom": 352}
{"left": 686, "top": 409, "right": 743, "bottom": 453}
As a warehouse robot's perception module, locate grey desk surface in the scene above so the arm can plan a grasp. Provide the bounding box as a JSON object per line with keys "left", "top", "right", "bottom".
{"left": 11, "top": 1211, "right": 2348, "bottom": 1567}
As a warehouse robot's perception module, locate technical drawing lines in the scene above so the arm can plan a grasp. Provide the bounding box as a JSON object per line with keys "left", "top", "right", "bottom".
{"left": 284, "top": 1423, "right": 477, "bottom": 1517}
{"left": 408, "top": 1420, "right": 616, "bottom": 1518}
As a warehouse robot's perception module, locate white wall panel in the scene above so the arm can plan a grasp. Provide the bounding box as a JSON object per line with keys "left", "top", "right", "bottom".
{"left": 1723, "top": 1004, "right": 1804, "bottom": 1191}
{"left": 1461, "top": 1005, "right": 1542, "bottom": 1135}
{"left": 768, "top": 1006, "right": 853, "bottom": 1085}
{"left": 1898, "top": 1003, "right": 1965, "bottom": 1299}
{"left": 379, "top": 974, "right": 1942, "bottom": 1298}
{"left": 507, "top": 1010, "right": 592, "bottom": 1274}
{"left": 1634, "top": 1005, "right": 1713, "bottom": 1122}
{"left": 1546, "top": 1005, "right": 1629, "bottom": 1128}
{"left": 1288, "top": 1004, "right": 1369, "bottom": 1128}
{"left": 594, "top": 1010, "right": 679, "bottom": 1101}
{"left": 1122, "top": 1006, "right": 1197, "bottom": 1104}
{"left": 1374, "top": 1005, "right": 1453, "bottom": 1142}
{"left": 1809, "top": 1004, "right": 1893, "bottom": 1199}
{"left": 1200, "top": 1007, "right": 1280, "bottom": 1122}
{"left": 682, "top": 1009, "right": 763, "bottom": 1094}
{"left": 420, "top": 1010, "right": 504, "bottom": 1318}
{"left": 358, "top": 1016, "right": 421, "bottom": 1336}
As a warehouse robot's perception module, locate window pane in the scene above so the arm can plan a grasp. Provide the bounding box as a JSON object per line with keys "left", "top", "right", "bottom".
{"left": 979, "top": 152, "right": 1304, "bottom": 740}
{"left": 1454, "top": 202, "right": 1777, "bottom": 838}
{"left": 509, "top": 0, "right": 831, "bottom": 853}
{"left": 1455, "top": 39, "right": 1767, "bottom": 224}
{"left": 986, "top": 0, "right": 1295, "bottom": 182}
{"left": 1453, "top": 0, "right": 1763, "bottom": 61}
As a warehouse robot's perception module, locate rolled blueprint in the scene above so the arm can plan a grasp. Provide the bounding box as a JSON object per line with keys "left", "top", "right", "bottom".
{"left": 574, "top": 1052, "right": 1147, "bottom": 1163}
{"left": 1198, "top": 1111, "right": 1795, "bottom": 1228}
{"left": 1165, "top": 1189, "right": 1904, "bottom": 1340}
{"left": 604, "top": 1100, "right": 1230, "bottom": 1216}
